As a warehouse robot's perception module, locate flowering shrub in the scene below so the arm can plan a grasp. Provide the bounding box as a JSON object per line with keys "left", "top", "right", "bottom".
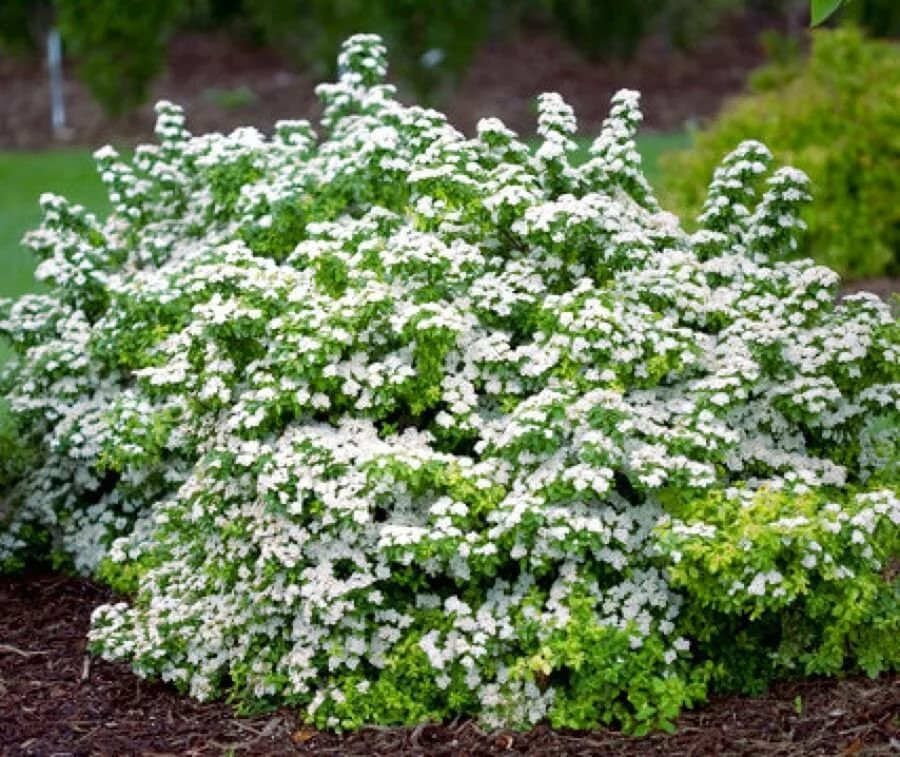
{"left": 1, "top": 34, "right": 898, "bottom": 734}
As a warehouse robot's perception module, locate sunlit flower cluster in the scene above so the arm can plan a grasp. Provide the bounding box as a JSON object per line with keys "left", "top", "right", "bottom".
{"left": 1, "top": 34, "right": 897, "bottom": 733}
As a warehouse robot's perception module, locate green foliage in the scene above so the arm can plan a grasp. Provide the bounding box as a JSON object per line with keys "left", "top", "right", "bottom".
{"left": 845, "top": 0, "right": 900, "bottom": 37}
{"left": 0, "top": 398, "right": 34, "bottom": 491}
{"left": 657, "top": 487, "right": 900, "bottom": 688}
{"left": 56, "top": 0, "right": 179, "bottom": 116}
{"left": 0, "top": 0, "right": 49, "bottom": 56}
{"left": 547, "top": 0, "right": 659, "bottom": 61}
{"left": 662, "top": 27, "right": 900, "bottom": 279}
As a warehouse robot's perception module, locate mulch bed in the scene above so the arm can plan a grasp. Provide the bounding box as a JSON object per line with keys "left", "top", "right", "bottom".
{"left": 0, "top": 7, "right": 787, "bottom": 149}
{"left": 840, "top": 278, "right": 900, "bottom": 304}
{"left": 1, "top": 572, "right": 897, "bottom": 756}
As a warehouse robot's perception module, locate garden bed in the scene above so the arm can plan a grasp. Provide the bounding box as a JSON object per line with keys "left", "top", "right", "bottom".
{"left": 2, "top": 573, "right": 896, "bottom": 756}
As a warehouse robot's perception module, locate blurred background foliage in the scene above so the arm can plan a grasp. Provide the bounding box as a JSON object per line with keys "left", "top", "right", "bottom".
{"left": 662, "top": 27, "right": 900, "bottom": 279}
{"left": 55, "top": 0, "right": 180, "bottom": 115}
{"left": 1, "top": 0, "right": 898, "bottom": 113}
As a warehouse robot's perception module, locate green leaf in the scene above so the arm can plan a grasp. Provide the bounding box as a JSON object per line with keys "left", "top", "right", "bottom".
{"left": 810, "top": 0, "right": 845, "bottom": 26}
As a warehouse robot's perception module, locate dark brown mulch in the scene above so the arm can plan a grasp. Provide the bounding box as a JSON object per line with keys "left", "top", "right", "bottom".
{"left": 1, "top": 572, "right": 897, "bottom": 756}
{"left": 840, "top": 278, "right": 900, "bottom": 303}
{"left": 0, "top": 7, "right": 788, "bottom": 149}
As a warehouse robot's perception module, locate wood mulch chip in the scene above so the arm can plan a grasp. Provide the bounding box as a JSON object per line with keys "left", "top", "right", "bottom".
{"left": 1, "top": 572, "right": 898, "bottom": 755}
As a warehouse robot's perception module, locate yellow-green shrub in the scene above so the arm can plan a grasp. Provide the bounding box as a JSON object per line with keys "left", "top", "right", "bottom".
{"left": 662, "top": 27, "right": 900, "bottom": 280}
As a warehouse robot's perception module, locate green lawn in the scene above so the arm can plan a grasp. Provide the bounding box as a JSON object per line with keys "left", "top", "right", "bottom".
{"left": 0, "top": 150, "right": 109, "bottom": 364}
{"left": 628, "top": 132, "right": 690, "bottom": 186}
{"left": 0, "top": 150, "right": 110, "bottom": 300}
{"left": 0, "top": 133, "right": 688, "bottom": 364}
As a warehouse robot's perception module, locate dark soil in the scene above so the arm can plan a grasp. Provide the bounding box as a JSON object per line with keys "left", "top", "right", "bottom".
{"left": 0, "top": 7, "right": 788, "bottom": 149}
{"left": 840, "top": 278, "right": 900, "bottom": 303}
{"left": 1, "top": 572, "right": 897, "bottom": 756}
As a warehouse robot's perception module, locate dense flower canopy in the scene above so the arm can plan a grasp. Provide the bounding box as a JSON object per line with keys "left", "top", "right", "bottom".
{"left": 1, "top": 34, "right": 897, "bottom": 733}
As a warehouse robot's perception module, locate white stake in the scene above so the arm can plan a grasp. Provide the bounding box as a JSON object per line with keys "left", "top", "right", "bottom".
{"left": 47, "top": 27, "right": 66, "bottom": 136}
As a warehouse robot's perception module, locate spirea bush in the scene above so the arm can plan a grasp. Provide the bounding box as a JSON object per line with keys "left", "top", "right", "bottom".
{"left": 662, "top": 27, "right": 900, "bottom": 280}
{"left": 1, "top": 34, "right": 898, "bottom": 735}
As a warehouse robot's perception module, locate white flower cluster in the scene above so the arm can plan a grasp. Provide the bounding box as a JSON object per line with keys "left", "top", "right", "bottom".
{"left": 1, "top": 34, "right": 897, "bottom": 732}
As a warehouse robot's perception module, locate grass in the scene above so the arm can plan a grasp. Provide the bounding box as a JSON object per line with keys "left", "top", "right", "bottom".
{"left": 0, "top": 150, "right": 110, "bottom": 300}
{"left": 0, "top": 150, "right": 109, "bottom": 364}
{"left": 628, "top": 132, "right": 691, "bottom": 186}
{"left": 0, "top": 133, "right": 689, "bottom": 364}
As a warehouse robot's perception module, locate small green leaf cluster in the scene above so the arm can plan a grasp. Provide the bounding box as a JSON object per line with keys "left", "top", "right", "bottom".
{"left": 662, "top": 27, "right": 900, "bottom": 279}
{"left": 657, "top": 487, "right": 899, "bottom": 687}
{"left": 0, "top": 34, "right": 897, "bottom": 734}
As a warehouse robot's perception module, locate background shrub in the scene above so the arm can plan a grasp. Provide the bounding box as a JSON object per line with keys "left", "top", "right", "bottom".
{"left": 662, "top": 27, "right": 900, "bottom": 280}
{"left": 56, "top": 0, "right": 180, "bottom": 116}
